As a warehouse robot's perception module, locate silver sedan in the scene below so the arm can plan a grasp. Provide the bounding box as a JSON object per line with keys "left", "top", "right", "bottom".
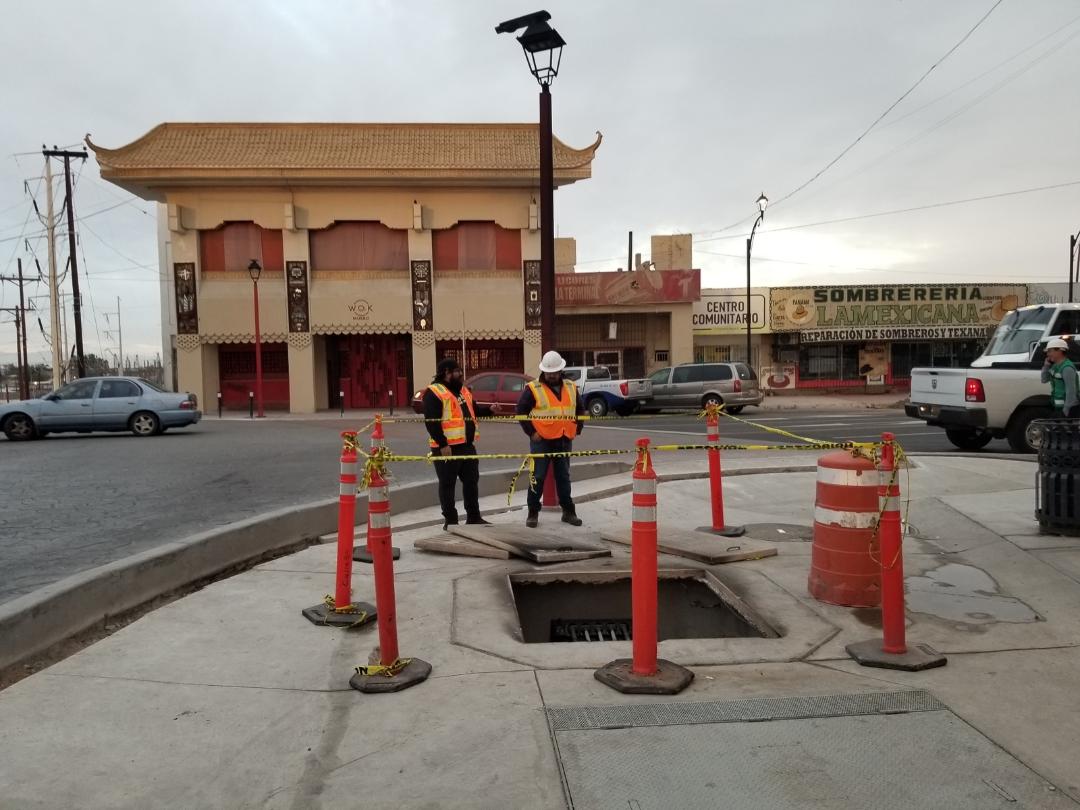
{"left": 1, "top": 377, "right": 201, "bottom": 441}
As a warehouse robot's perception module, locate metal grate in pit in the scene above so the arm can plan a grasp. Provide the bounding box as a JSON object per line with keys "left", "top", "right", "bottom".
{"left": 550, "top": 619, "right": 632, "bottom": 643}
{"left": 546, "top": 689, "right": 945, "bottom": 731}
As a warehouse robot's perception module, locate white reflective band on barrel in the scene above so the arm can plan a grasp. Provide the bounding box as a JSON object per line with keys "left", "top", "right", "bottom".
{"left": 340, "top": 461, "right": 358, "bottom": 475}
{"left": 816, "top": 466, "right": 877, "bottom": 487}
{"left": 339, "top": 483, "right": 355, "bottom": 496}
{"left": 634, "top": 478, "right": 657, "bottom": 495}
{"left": 369, "top": 511, "right": 391, "bottom": 529}
{"left": 879, "top": 495, "right": 900, "bottom": 513}
{"left": 814, "top": 506, "right": 878, "bottom": 529}
{"left": 632, "top": 505, "right": 657, "bottom": 523}
{"left": 369, "top": 485, "right": 389, "bottom": 503}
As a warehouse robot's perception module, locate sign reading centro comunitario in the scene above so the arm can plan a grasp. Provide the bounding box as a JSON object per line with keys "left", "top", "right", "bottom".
{"left": 770, "top": 284, "right": 1026, "bottom": 340}
{"left": 692, "top": 289, "right": 768, "bottom": 334}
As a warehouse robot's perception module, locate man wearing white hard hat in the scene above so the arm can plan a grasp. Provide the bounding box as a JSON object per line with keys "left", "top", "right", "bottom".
{"left": 515, "top": 350, "right": 586, "bottom": 528}
{"left": 1042, "top": 337, "right": 1079, "bottom": 417}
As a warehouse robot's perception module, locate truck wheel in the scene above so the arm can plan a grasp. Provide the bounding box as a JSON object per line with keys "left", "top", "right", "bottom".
{"left": 587, "top": 397, "right": 608, "bottom": 417}
{"left": 1007, "top": 408, "right": 1052, "bottom": 454}
{"left": 945, "top": 429, "right": 992, "bottom": 451}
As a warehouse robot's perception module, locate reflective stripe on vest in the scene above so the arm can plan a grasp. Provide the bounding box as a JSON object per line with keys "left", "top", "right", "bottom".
{"left": 528, "top": 379, "right": 578, "bottom": 440}
{"left": 428, "top": 384, "right": 478, "bottom": 447}
{"left": 1051, "top": 359, "right": 1075, "bottom": 409}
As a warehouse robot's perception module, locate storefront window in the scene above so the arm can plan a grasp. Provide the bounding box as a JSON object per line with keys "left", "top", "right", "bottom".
{"left": 798, "top": 344, "right": 859, "bottom": 381}
{"left": 891, "top": 340, "right": 983, "bottom": 378}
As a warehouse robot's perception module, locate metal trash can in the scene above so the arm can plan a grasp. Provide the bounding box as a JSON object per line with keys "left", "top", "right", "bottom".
{"left": 1035, "top": 418, "right": 1080, "bottom": 536}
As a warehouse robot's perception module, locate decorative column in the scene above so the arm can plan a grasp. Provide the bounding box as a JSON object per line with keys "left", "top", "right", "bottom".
{"left": 171, "top": 227, "right": 208, "bottom": 405}
{"left": 521, "top": 227, "right": 542, "bottom": 374}
{"left": 283, "top": 226, "right": 317, "bottom": 414}
{"left": 409, "top": 225, "right": 436, "bottom": 385}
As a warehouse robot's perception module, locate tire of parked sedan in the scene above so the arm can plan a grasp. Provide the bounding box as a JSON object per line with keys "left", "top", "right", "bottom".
{"left": 1007, "top": 407, "right": 1053, "bottom": 454}
{"left": 587, "top": 396, "right": 608, "bottom": 417}
{"left": 129, "top": 411, "right": 161, "bottom": 437}
{"left": 2, "top": 412, "right": 37, "bottom": 441}
{"left": 945, "top": 428, "right": 993, "bottom": 451}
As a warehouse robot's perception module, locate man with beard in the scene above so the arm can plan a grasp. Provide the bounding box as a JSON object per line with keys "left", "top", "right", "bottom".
{"left": 424, "top": 358, "right": 492, "bottom": 530}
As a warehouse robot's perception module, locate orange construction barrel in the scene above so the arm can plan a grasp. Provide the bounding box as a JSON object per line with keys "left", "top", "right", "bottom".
{"left": 808, "top": 451, "right": 882, "bottom": 607}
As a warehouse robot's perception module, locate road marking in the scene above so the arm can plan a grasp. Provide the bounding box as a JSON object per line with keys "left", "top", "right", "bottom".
{"left": 589, "top": 424, "right": 704, "bottom": 437}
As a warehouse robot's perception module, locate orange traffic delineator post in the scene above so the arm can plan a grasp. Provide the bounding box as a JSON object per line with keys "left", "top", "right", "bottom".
{"left": 595, "top": 439, "right": 694, "bottom": 695}
{"left": 350, "top": 463, "right": 432, "bottom": 693}
{"left": 846, "top": 432, "right": 947, "bottom": 672}
{"left": 355, "top": 414, "right": 400, "bottom": 564}
{"left": 696, "top": 405, "right": 745, "bottom": 537}
{"left": 808, "top": 450, "right": 883, "bottom": 607}
{"left": 303, "top": 431, "right": 377, "bottom": 628}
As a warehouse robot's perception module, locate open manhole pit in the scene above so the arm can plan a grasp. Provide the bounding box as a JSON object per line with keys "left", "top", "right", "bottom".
{"left": 509, "top": 569, "right": 779, "bottom": 644}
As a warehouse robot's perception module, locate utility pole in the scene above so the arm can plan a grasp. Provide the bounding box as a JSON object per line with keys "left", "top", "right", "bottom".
{"left": 43, "top": 147, "right": 88, "bottom": 378}
{"left": 0, "top": 260, "right": 30, "bottom": 399}
{"left": 44, "top": 155, "right": 62, "bottom": 389}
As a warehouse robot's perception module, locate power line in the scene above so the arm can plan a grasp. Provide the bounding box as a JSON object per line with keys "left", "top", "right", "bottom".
{"left": 694, "top": 178, "right": 1080, "bottom": 244}
{"left": 767, "top": 0, "right": 1006, "bottom": 212}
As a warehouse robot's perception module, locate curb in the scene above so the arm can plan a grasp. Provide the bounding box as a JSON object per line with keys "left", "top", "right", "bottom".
{"left": 0, "top": 459, "right": 631, "bottom": 673}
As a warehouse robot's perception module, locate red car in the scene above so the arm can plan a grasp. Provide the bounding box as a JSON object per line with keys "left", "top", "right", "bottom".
{"left": 411, "top": 372, "right": 533, "bottom": 415}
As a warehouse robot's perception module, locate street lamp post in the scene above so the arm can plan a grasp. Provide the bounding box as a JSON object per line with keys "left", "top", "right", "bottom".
{"left": 1069, "top": 229, "right": 1080, "bottom": 304}
{"left": 248, "top": 259, "right": 265, "bottom": 418}
{"left": 496, "top": 10, "right": 565, "bottom": 354}
{"left": 746, "top": 192, "right": 769, "bottom": 367}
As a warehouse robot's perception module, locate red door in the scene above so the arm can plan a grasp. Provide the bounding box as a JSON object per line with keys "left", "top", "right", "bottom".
{"left": 343, "top": 334, "right": 410, "bottom": 408}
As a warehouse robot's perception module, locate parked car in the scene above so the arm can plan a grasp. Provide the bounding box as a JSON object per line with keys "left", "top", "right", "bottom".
{"left": 647, "top": 362, "right": 763, "bottom": 412}
{"left": 1, "top": 377, "right": 201, "bottom": 441}
{"left": 411, "top": 372, "right": 533, "bottom": 415}
{"left": 560, "top": 365, "right": 653, "bottom": 417}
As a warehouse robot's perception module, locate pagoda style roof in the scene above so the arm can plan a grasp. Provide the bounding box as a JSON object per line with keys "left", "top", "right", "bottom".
{"left": 86, "top": 122, "right": 601, "bottom": 198}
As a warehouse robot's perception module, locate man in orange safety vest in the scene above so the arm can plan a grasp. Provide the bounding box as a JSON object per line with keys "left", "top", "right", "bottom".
{"left": 424, "top": 358, "right": 492, "bottom": 530}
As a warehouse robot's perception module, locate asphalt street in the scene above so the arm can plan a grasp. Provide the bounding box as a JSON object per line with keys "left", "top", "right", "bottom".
{"left": 0, "top": 406, "right": 992, "bottom": 605}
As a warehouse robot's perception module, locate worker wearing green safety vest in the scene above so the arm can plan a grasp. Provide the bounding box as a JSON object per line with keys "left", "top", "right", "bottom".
{"left": 1041, "top": 338, "right": 1079, "bottom": 417}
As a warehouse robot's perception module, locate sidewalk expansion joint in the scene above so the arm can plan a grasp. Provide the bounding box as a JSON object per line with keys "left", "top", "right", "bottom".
{"left": 40, "top": 671, "right": 355, "bottom": 693}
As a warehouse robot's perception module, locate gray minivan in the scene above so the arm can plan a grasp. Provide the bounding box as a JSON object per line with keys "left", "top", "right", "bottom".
{"left": 647, "top": 362, "right": 763, "bottom": 413}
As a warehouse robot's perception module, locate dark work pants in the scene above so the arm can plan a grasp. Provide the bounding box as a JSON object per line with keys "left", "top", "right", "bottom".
{"left": 527, "top": 436, "right": 574, "bottom": 513}
{"left": 434, "top": 443, "right": 480, "bottom": 523}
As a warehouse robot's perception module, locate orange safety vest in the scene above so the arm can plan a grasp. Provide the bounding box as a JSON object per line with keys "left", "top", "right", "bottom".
{"left": 527, "top": 379, "right": 578, "bottom": 440}
{"left": 427, "top": 384, "right": 478, "bottom": 448}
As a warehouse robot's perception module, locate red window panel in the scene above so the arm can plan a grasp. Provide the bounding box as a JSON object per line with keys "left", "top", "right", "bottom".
{"left": 433, "top": 222, "right": 521, "bottom": 271}
{"left": 200, "top": 223, "right": 283, "bottom": 273}
{"left": 309, "top": 222, "right": 409, "bottom": 271}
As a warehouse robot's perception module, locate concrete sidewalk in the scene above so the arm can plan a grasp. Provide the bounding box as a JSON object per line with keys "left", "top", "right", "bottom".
{"left": 2, "top": 454, "right": 1077, "bottom": 808}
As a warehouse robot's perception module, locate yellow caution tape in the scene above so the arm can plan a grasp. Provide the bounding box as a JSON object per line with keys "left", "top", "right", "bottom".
{"left": 711, "top": 404, "right": 834, "bottom": 446}
{"left": 355, "top": 658, "right": 413, "bottom": 677}
{"left": 320, "top": 595, "right": 370, "bottom": 628}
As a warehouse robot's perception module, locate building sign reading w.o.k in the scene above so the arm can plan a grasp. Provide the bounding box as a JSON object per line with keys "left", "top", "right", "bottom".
{"left": 348, "top": 299, "right": 373, "bottom": 321}
{"left": 770, "top": 284, "right": 1026, "bottom": 342}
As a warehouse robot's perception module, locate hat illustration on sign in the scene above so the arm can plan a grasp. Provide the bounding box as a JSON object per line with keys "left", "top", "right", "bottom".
{"left": 785, "top": 294, "right": 816, "bottom": 326}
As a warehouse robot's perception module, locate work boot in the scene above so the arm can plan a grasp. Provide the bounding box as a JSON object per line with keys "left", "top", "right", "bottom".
{"left": 466, "top": 515, "right": 492, "bottom": 525}
{"left": 442, "top": 516, "right": 459, "bottom": 532}
{"left": 561, "top": 509, "right": 583, "bottom": 527}
{"left": 525, "top": 510, "right": 539, "bottom": 528}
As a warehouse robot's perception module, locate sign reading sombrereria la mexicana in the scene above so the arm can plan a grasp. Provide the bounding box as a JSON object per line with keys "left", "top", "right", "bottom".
{"left": 770, "top": 284, "right": 1026, "bottom": 342}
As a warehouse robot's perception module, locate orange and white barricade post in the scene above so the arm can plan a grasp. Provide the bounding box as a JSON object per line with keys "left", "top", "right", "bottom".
{"left": 302, "top": 431, "right": 377, "bottom": 628}
{"left": 845, "top": 432, "right": 947, "bottom": 671}
{"left": 595, "top": 438, "right": 694, "bottom": 695}
{"left": 350, "top": 461, "right": 432, "bottom": 693}
{"left": 697, "top": 403, "right": 745, "bottom": 537}
{"left": 355, "top": 414, "right": 401, "bottom": 564}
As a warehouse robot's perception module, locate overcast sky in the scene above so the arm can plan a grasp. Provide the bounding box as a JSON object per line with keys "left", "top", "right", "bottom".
{"left": 1, "top": 0, "right": 1078, "bottom": 367}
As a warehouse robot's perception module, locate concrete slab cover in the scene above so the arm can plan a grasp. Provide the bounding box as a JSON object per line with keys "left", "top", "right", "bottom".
{"left": 449, "top": 524, "right": 611, "bottom": 563}
{"left": 414, "top": 535, "right": 512, "bottom": 559}
{"left": 601, "top": 527, "right": 778, "bottom": 564}
{"left": 550, "top": 691, "right": 1071, "bottom": 809}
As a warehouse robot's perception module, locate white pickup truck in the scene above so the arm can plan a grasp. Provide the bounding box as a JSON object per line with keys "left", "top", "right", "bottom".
{"left": 906, "top": 303, "right": 1080, "bottom": 452}
{"left": 561, "top": 365, "right": 653, "bottom": 417}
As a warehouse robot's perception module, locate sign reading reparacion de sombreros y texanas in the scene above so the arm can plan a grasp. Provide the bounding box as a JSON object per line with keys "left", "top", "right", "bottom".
{"left": 770, "top": 284, "right": 1027, "bottom": 343}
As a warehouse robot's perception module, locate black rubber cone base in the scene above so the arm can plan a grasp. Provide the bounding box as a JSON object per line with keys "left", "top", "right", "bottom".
{"left": 846, "top": 639, "right": 947, "bottom": 672}
{"left": 350, "top": 658, "right": 432, "bottom": 693}
{"left": 353, "top": 546, "right": 400, "bottom": 564}
{"left": 695, "top": 524, "right": 746, "bottom": 538}
{"left": 301, "top": 601, "right": 377, "bottom": 628}
{"left": 594, "top": 658, "right": 694, "bottom": 695}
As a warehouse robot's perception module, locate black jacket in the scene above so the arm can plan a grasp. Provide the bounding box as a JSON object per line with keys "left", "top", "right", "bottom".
{"left": 423, "top": 384, "right": 477, "bottom": 448}
{"left": 515, "top": 378, "right": 585, "bottom": 438}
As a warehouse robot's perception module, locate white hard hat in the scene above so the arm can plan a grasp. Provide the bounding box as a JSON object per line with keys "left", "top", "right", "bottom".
{"left": 1046, "top": 338, "right": 1070, "bottom": 351}
{"left": 539, "top": 350, "right": 566, "bottom": 373}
